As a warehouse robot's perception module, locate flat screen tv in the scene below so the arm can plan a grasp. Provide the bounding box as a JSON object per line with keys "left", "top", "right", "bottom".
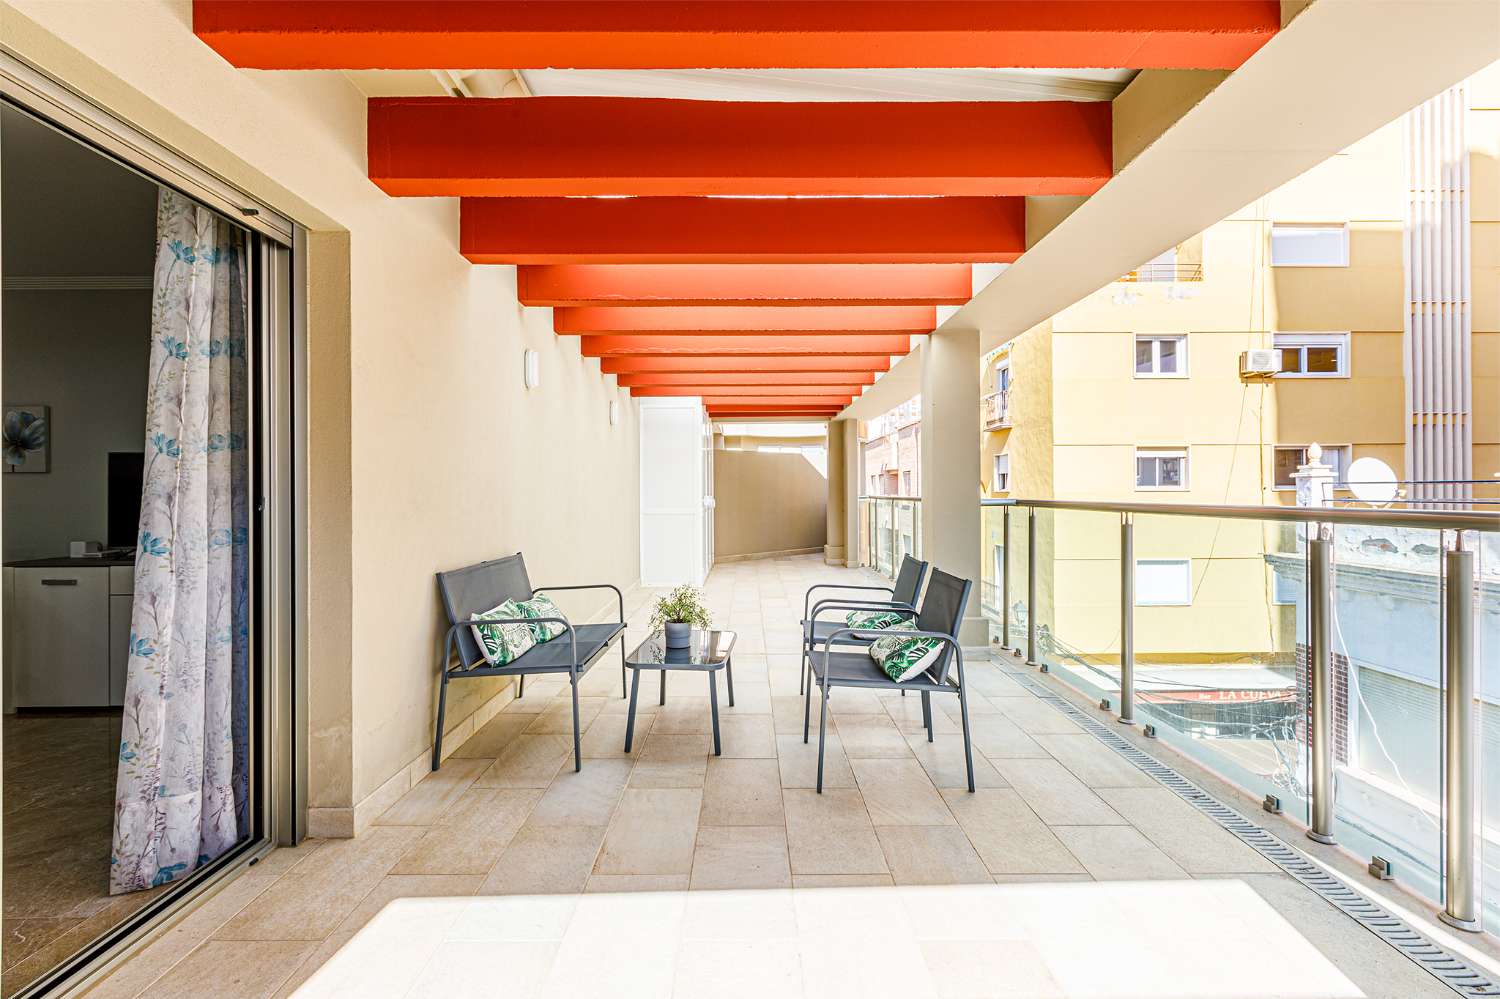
{"left": 107, "top": 451, "right": 144, "bottom": 550}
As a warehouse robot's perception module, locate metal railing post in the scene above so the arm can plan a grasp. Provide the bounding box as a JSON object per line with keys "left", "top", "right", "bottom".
{"left": 887, "top": 498, "right": 897, "bottom": 579}
{"left": 1307, "top": 533, "right": 1336, "bottom": 845}
{"left": 1441, "top": 541, "right": 1480, "bottom": 932}
{"left": 999, "top": 507, "right": 1012, "bottom": 651}
{"left": 1026, "top": 506, "right": 1041, "bottom": 669}
{"left": 1119, "top": 513, "right": 1135, "bottom": 725}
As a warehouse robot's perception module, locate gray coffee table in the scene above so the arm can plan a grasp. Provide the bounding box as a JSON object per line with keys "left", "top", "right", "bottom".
{"left": 623, "top": 629, "right": 736, "bottom": 756}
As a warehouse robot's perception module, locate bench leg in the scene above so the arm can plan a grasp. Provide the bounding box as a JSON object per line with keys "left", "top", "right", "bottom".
{"left": 624, "top": 667, "right": 642, "bottom": 752}
{"left": 816, "top": 678, "right": 831, "bottom": 792}
{"left": 708, "top": 668, "right": 721, "bottom": 756}
{"left": 431, "top": 668, "right": 450, "bottom": 772}
{"left": 570, "top": 674, "right": 582, "bottom": 772}
{"left": 921, "top": 690, "right": 933, "bottom": 743}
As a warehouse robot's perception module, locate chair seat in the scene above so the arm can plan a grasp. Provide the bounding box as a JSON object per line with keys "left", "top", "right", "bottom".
{"left": 801, "top": 619, "right": 905, "bottom": 648}
{"left": 808, "top": 650, "right": 955, "bottom": 693}
{"left": 452, "top": 622, "right": 624, "bottom": 678}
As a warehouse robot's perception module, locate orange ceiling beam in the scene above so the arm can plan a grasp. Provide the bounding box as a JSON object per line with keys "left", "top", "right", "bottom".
{"left": 518, "top": 264, "right": 973, "bottom": 308}
{"left": 616, "top": 372, "right": 877, "bottom": 388}
{"left": 462, "top": 197, "right": 1024, "bottom": 265}
{"left": 708, "top": 408, "right": 843, "bottom": 418}
{"left": 633, "top": 385, "right": 866, "bottom": 398}
{"left": 369, "top": 97, "right": 1110, "bottom": 198}
{"left": 194, "top": 2, "right": 1278, "bottom": 70}
{"left": 581, "top": 334, "right": 911, "bottom": 357}
{"left": 554, "top": 306, "right": 935, "bottom": 336}
{"left": 600, "top": 355, "right": 892, "bottom": 375}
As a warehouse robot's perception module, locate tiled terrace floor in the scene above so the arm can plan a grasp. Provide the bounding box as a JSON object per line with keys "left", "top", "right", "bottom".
{"left": 85, "top": 557, "right": 1466, "bottom": 998}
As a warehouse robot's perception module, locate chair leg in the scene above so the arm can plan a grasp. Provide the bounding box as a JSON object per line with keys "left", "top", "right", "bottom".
{"left": 517, "top": 674, "right": 525, "bottom": 699}
{"left": 799, "top": 646, "right": 806, "bottom": 695}
{"left": 725, "top": 655, "right": 734, "bottom": 707}
{"left": 816, "top": 679, "right": 831, "bottom": 793}
{"left": 803, "top": 660, "right": 814, "bottom": 743}
{"left": 921, "top": 690, "right": 933, "bottom": 743}
{"left": 956, "top": 684, "right": 976, "bottom": 793}
{"left": 431, "top": 669, "right": 449, "bottom": 772}
{"left": 570, "top": 674, "right": 582, "bottom": 772}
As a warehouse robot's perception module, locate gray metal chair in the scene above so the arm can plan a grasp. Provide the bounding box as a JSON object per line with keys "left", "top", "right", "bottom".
{"left": 434, "top": 553, "right": 625, "bottom": 772}
{"left": 804, "top": 568, "right": 975, "bottom": 793}
{"left": 799, "top": 555, "right": 929, "bottom": 695}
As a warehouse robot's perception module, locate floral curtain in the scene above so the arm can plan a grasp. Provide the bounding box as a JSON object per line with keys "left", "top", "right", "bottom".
{"left": 111, "top": 189, "right": 250, "bottom": 894}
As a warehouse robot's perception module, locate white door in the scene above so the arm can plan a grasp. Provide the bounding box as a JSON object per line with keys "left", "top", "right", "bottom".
{"left": 639, "top": 398, "right": 706, "bottom": 586}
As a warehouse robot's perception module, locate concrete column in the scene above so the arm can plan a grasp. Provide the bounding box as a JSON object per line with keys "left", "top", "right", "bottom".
{"left": 842, "top": 419, "right": 860, "bottom": 567}
{"left": 825, "top": 420, "right": 847, "bottom": 565}
{"left": 920, "top": 328, "right": 987, "bottom": 645}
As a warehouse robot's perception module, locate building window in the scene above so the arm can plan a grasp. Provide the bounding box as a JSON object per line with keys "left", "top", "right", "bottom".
{"left": 901, "top": 470, "right": 913, "bottom": 495}
{"left": 1275, "top": 333, "right": 1349, "bottom": 377}
{"left": 992, "top": 453, "right": 1010, "bottom": 493}
{"left": 1135, "top": 559, "right": 1192, "bottom": 606}
{"left": 1134, "top": 334, "right": 1188, "bottom": 378}
{"left": 1272, "top": 567, "right": 1299, "bottom": 606}
{"left": 1270, "top": 223, "right": 1348, "bottom": 267}
{"left": 1273, "top": 445, "right": 1350, "bottom": 490}
{"left": 993, "top": 359, "right": 1011, "bottom": 394}
{"left": 1136, "top": 448, "right": 1188, "bottom": 490}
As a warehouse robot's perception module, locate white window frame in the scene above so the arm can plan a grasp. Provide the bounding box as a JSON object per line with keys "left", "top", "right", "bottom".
{"left": 1273, "top": 444, "right": 1351, "bottom": 491}
{"left": 1270, "top": 223, "right": 1349, "bottom": 267}
{"left": 1135, "top": 559, "right": 1193, "bottom": 606}
{"left": 993, "top": 358, "right": 1011, "bottom": 394}
{"left": 1274, "top": 332, "right": 1350, "bottom": 378}
{"left": 992, "top": 453, "right": 1010, "bottom": 493}
{"left": 1135, "top": 447, "right": 1189, "bottom": 491}
{"left": 1133, "top": 334, "right": 1189, "bottom": 379}
{"left": 1272, "top": 567, "right": 1299, "bottom": 606}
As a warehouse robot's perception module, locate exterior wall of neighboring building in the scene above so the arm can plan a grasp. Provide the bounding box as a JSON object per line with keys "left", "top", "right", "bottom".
{"left": 985, "top": 68, "right": 1500, "bottom": 666}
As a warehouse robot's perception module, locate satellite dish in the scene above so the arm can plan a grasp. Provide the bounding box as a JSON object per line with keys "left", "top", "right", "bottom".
{"left": 1347, "top": 456, "right": 1398, "bottom": 505}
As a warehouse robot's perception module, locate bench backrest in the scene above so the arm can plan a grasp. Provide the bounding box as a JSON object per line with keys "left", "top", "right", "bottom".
{"left": 437, "top": 553, "right": 534, "bottom": 669}
{"left": 892, "top": 556, "right": 929, "bottom": 607}
{"left": 914, "top": 568, "right": 972, "bottom": 683}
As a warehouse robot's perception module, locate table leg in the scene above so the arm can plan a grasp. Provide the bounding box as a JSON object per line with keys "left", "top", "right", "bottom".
{"left": 624, "top": 667, "right": 642, "bottom": 753}
{"left": 726, "top": 655, "right": 735, "bottom": 707}
{"left": 659, "top": 669, "right": 667, "bottom": 706}
{"left": 708, "top": 668, "right": 721, "bottom": 756}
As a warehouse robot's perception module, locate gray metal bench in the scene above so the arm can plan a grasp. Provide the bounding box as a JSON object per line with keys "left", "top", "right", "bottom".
{"left": 434, "top": 553, "right": 625, "bottom": 772}
{"left": 805, "top": 567, "right": 975, "bottom": 793}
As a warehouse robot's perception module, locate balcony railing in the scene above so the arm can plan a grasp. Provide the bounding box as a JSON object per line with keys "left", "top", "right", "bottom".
{"left": 1119, "top": 262, "right": 1205, "bottom": 283}
{"left": 981, "top": 496, "right": 1500, "bottom": 935}
{"left": 856, "top": 495, "right": 921, "bottom": 580}
{"left": 981, "top": 389, "right": 1011, "bottom": 430}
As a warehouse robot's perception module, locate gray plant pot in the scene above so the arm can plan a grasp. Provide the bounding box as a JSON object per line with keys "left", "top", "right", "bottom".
{"left": 664, "top": 621, "right": 692, "bottom": 649}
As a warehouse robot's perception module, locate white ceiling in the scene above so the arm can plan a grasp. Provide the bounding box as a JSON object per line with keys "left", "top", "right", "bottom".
{"left": 520, "top": 67, "right": 1133, "bottom": 102}
{"left": 344, "top": 67, "right": 1134, "bottom": 102}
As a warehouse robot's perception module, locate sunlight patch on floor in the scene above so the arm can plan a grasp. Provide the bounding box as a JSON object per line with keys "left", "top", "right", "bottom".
{"left": 292, "top": 879, "right": 1363, "bottom": 999}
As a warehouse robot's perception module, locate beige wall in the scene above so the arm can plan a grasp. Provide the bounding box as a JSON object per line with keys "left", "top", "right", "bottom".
{"left": 713, "top": 450, "right": 826, "bottom": 560}
{"left": 5, "top": 0, "right": 642, "bottom": 831}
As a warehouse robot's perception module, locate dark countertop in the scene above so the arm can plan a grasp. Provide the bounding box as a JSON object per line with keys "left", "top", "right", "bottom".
{"left": 5, "top": 556, "right": 135, "bottom": 568}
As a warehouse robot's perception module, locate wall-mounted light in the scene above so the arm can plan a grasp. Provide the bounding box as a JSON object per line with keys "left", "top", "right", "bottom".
{"left": 522, "top": 348, "right": 540, "bottom": 390}
{"left": 609, "top": 399, "right": 620, "bottom": 426}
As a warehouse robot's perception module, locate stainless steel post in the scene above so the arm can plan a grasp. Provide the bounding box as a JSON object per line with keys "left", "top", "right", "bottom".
{"left": 1026, "top": 507, "right": 1040, "bottom": 668}
{"left": 1000, "top": 507, "right": 1012, "bottom": 650}
{"left": 1119, "top": 514, "right": 1135, "bottom": 725}
{"left": 1307, "top": 534, "right": 1336, "bottom": 845}
{"left": 887, "top": 499, "right": 897, "bottom": 579}
{"left": 1441, "top": 544, "right": 1480, "bottom": 931}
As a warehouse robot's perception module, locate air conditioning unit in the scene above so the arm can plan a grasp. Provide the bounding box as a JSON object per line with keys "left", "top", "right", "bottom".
{"left": 1240, "top": 348, "right": 1281, "bottom": 378}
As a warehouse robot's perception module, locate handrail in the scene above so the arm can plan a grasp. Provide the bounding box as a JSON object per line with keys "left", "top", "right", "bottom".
{"left": 981, "top": 497, "right": 1500, "bottom": 532}
{"left": 858, "top": 495, "right": 922, "bottom": 502}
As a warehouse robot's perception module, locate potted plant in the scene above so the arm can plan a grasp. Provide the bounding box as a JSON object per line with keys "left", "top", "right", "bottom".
{"left": 651, "top": 585, "right": 713, "bottom": 649}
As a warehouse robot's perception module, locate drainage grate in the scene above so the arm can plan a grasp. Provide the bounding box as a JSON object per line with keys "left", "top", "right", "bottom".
{"left": 1002, "top": 669, "right": 1499, "bottom": 998}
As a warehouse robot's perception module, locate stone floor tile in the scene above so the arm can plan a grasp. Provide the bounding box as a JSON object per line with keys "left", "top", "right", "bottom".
{"left": 718, "top": 714, "right": 777, "bottom": 758}
{"left": 689, "top": 826, "right": 793, "bottom": 890}
{"left": 672, "top": 938, "right": 802, "bottom": 999}
{"left": 391, "top": 788, "right": 542, "bottom": 875}
{"left": 143, "top": 940, "right": 315, "bottom": 999}
{"left": 904, "top": 733, "right": 1008, "bottom": 790}
{"left": 331, "top": 875, "right": 484, "bottom": 936}
{"left": 881, "top": 692, "right": 962, "bottom": 735}
{"left": 584, "top": 875, "right": 691, "bottom": 893}
{"left": 941, "top": 789, "right": 1086, "bottom": 876}
{"left": 480, "top": 824, "right": 606, "bottom": 896}
{"left": 701, "top": 758, "right": 784, "bottom": 826}
{"left": 449, "top": 712, "right": 532, "bottom": 759}
{"left": 850, "top": 758, "right": 955, "bottom": 826}
{"left": 595, "top": 788, "right": 703, "bottom": 876}
{"left": 832, "top": 713, "right": 913, "bottom": 758}
{"left": 782, "top": 789, "right": 888, "bottom": 876}
{"left": 966, "top": 713, "right": 1049, "bottom": 759}
{"left": 920, "top": 939, "right": 1064, "bottom": 998}
{"left": 373, "top": 758, "right": 489, "bottom": 826}
{"left": 474, "top": 734, "right": 571, "bottom": 789}
{"left": 775, "top": 733, "right": 856, "bottom": 789}
{"left": 1095, "top": 787, "right": 1279, "bottom": 874}
{"left": 526, "top": 758, "right": 633, "bottom": 827}
{"left": 989, "top": 758, "right": 1126, "bottom": 826}
{"left": 1033, "top": 733, "right": 1157, "bottom": 789}
{"left": 790, "top": 874, "right": 895, "bottom": 888}
{"left": 989, "top": 695, "right": 1083, "bottom": 735}
{"left": 581, "top": 712, "right": 653, "bottom": 759}
{"left": 403, "top": 941, "right": 558, "bottom": 999}
{"left": 875, "top": 826, "right": 991, "bottom": 885}
{"left": 1051, "top": 825, "right": 1189, "bottom": 880}
{"left": 524, "top": 695, "right": 607, "bottom": 735}
{"left": 628, "top": 731, "right": 709, "bottom": 788}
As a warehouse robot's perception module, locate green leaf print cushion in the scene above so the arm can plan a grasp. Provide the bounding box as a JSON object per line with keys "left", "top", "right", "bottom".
{"left": 844, "top": 609, "right": 905, "bottom": 630}
{"left": 869, "top": 633, "right": 945, "bottom": 683}
{"left": 469, "top": 599, "right": 536, "bottom": 666}
{"left": 519, "top": 593, "right": 568, "bottom": 643}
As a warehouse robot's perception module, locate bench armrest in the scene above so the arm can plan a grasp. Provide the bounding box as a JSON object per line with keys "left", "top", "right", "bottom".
{"left": 532, "top": 583, "right": 625, "bottom": 624}
{"left": 445, "top": 615, "right": 578, "bottom": 674}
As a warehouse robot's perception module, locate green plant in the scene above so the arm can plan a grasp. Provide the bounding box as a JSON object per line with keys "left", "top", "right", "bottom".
{"left": 650, "top": 585, "right": 713, "bottom": 631}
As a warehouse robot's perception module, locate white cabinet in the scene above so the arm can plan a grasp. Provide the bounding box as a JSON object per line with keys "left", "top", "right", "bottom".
{"left": 5, "top": 562, "right": 134, "bottom": 709}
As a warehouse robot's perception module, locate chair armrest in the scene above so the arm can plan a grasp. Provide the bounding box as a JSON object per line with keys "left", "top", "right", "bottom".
{"left": 808, "top": 597, "right": 914, "bottom": 621}
{"left": 820, "top": 628, "right": 962, "bottom": 681}
{"left": 802, "top": 582, "right": 894, "bottom": 619}
{"left": 532, "top": 583, "right": 625, "bottom": 624}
